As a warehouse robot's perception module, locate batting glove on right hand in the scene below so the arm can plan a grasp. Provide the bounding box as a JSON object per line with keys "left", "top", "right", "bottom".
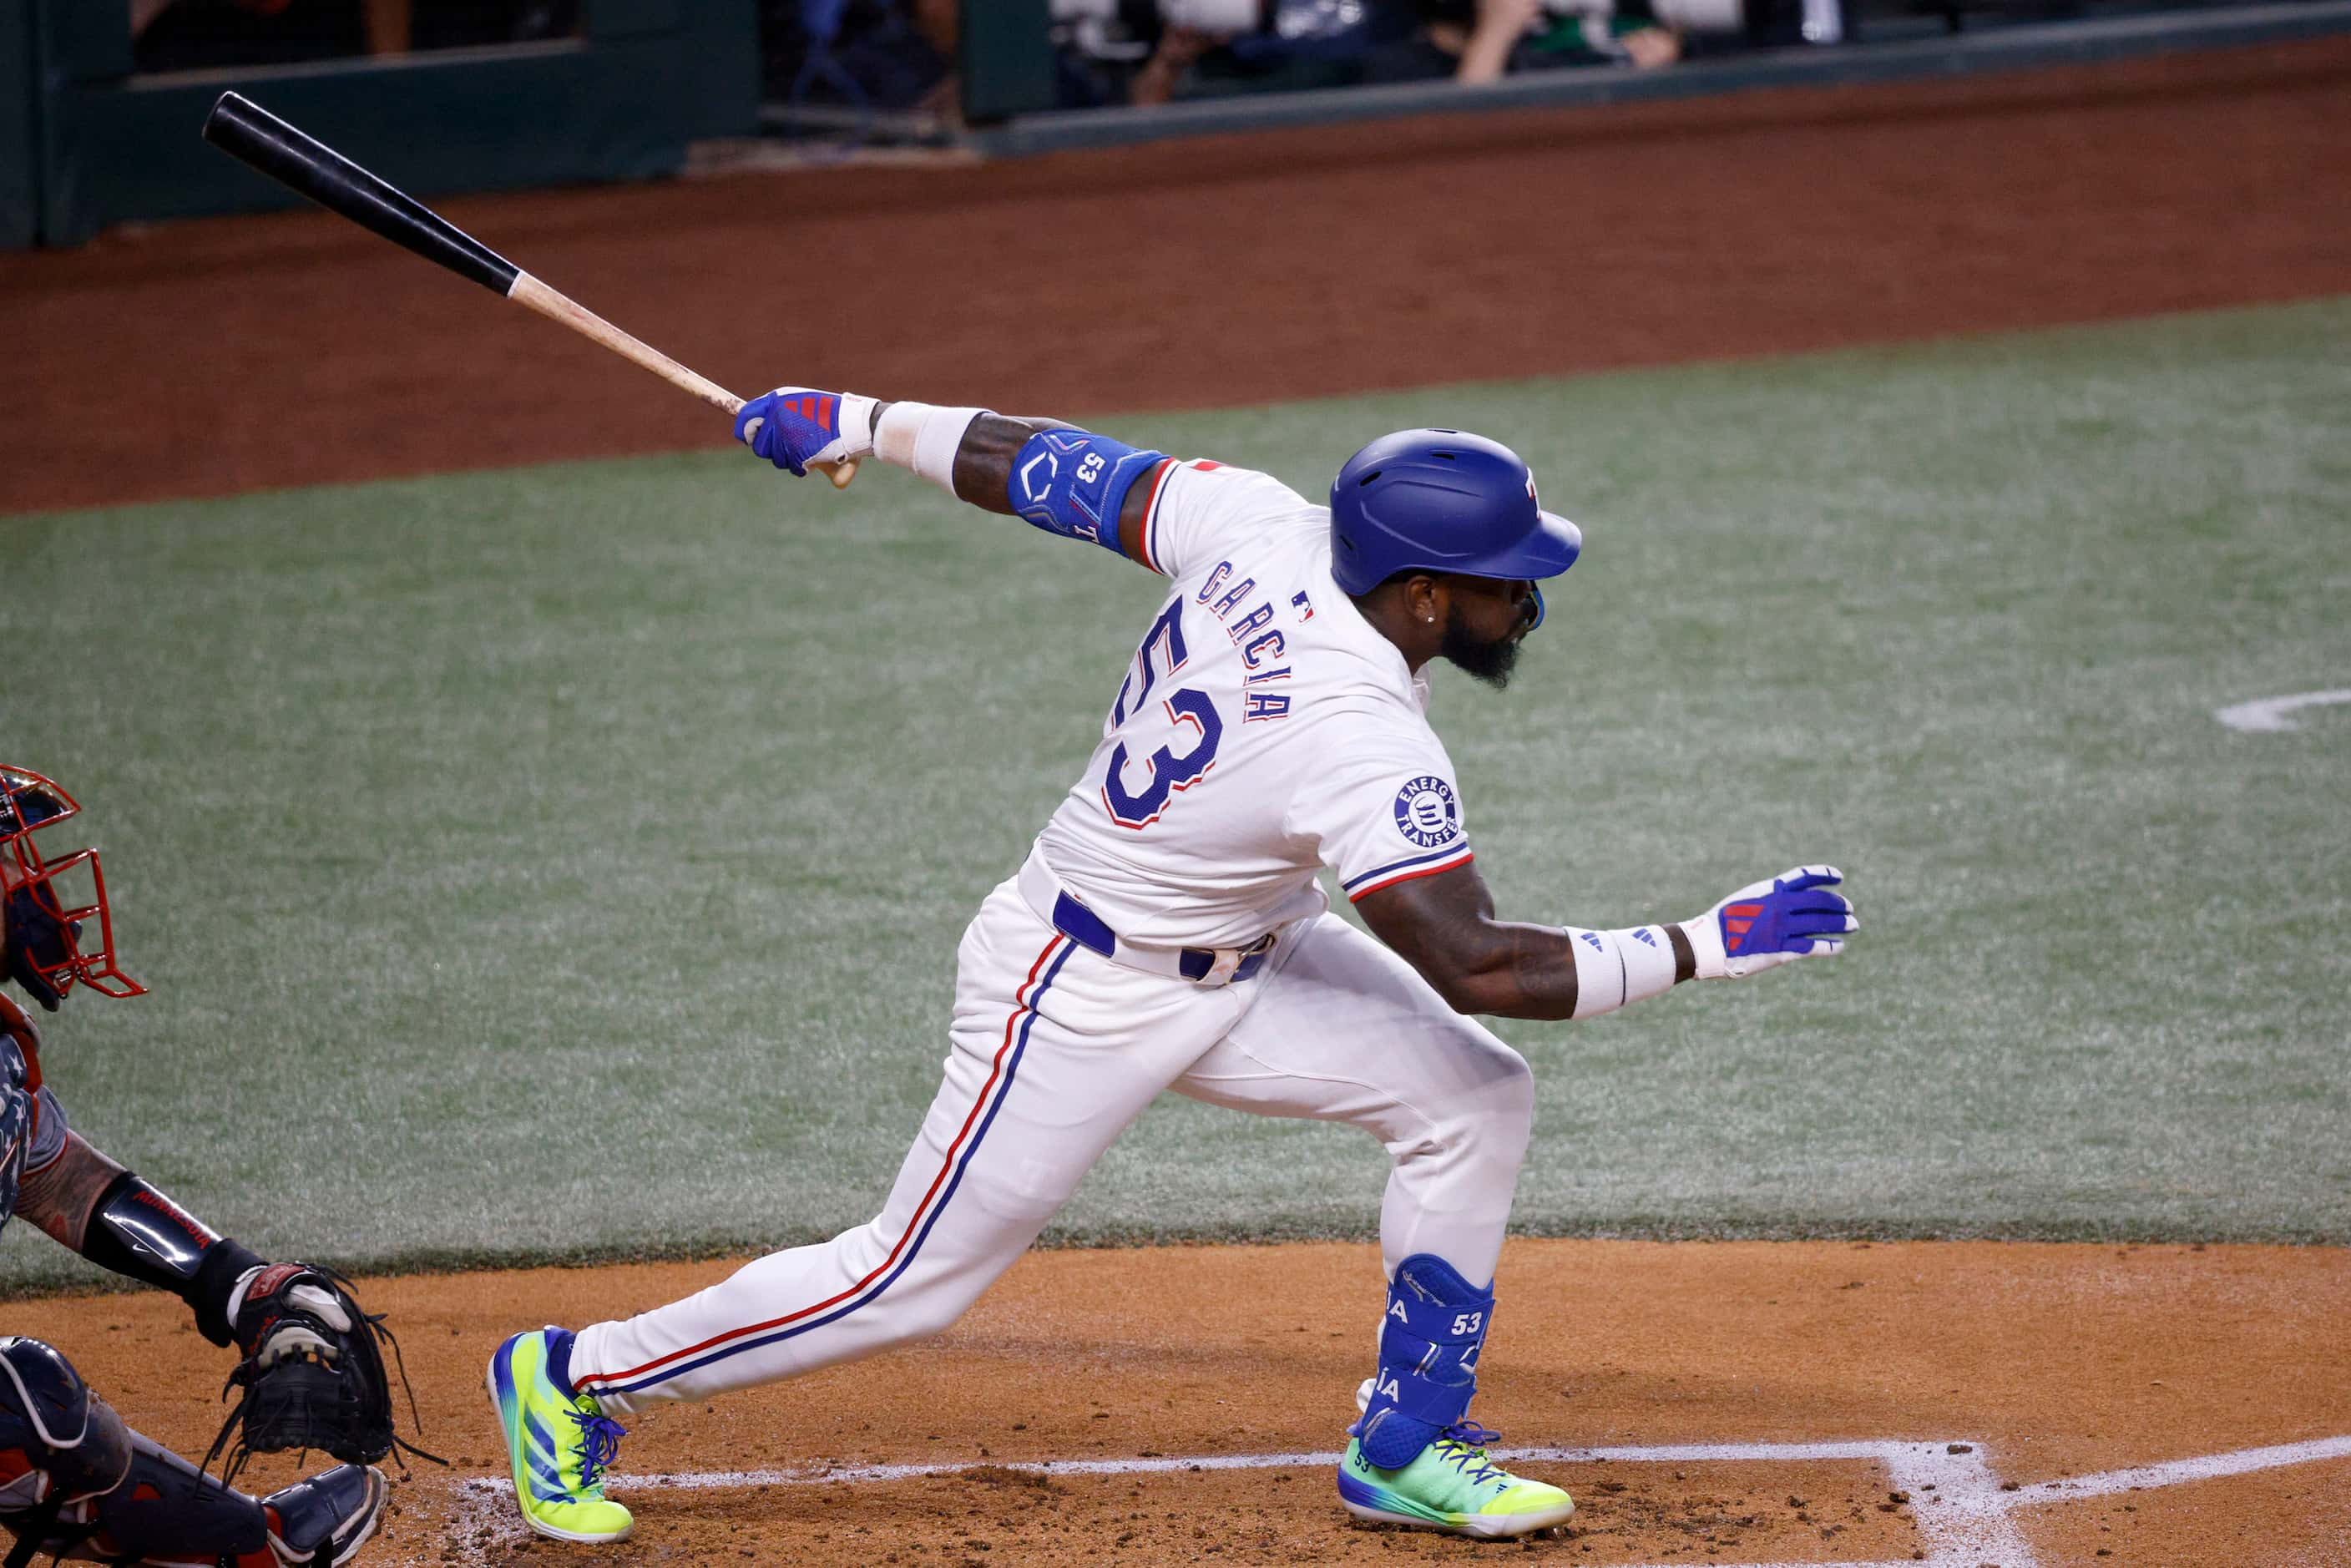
{"left": 735, "top": 387, "right": 875, "bottom": 477}
{"left": 1681, "top": 865, "right": 1856, "bottom": 979}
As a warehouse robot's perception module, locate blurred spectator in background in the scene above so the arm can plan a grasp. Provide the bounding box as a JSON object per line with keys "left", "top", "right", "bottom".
{"left": 1054, "top": 0, "right": 1258, "bottom": 104}
{"left": 130, "top": 0, "right": 574, "bottom": 73}
{"left": 779, "top": 0, "right": 1835, "bottom": 122}
{"left": 1434, "top": 0, "right": 1747, "bottom": 80}
{"left": 1053, "top": 0, "right": 1419, "bottom": 104}
{"left": 1044, "top": 0, "right": 1765, "bottom": 105}
{"left": 766, "top": 0, "right": 958, "bottom": 119}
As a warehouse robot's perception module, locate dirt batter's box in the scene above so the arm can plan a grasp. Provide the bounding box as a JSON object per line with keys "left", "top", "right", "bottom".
{"left": 450, "top": 1434, "right": 2351, "bottom": 1565}
{"left": 452, "top": 1438, "right": 2029, "bottom": 1566}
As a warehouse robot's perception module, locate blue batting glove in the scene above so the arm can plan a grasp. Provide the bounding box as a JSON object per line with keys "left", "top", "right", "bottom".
{"left": 1681, "top": 864, "right": 1857, "bottom": 979}
{"left": 734, "top": 387, "right": 874, "bottom": 478}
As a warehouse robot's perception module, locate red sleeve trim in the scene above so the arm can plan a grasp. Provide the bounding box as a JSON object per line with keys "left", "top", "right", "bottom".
{"left": 1134, "top": 458, "right": 1178, "bottom": 574}
{"left": 1346, "top": 847, "right": 1476, "bottom": 902}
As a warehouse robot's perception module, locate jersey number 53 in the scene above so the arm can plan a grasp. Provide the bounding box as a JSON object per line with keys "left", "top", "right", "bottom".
{"left": 1103, "top": 599, "right": 1224, "bottom": 830}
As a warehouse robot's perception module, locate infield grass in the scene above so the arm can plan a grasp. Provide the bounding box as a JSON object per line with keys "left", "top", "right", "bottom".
{"left": 3, "top": 298, "right": 2347, "bottom": 1291}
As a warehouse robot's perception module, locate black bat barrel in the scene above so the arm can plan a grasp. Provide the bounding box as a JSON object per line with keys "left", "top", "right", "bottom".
{"left": 201, "top": 92, "right": 520, "bottom": 297}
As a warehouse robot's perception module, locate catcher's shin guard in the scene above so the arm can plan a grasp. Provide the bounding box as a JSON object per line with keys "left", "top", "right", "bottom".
{"left": 61, "top": 1434, "right": 275, "bottom": 1565}
{"left": 8, "top": 1435, "right": 384, "bottom": 1568}
{"left": 262, "top": 1464, "right": 389, "bottom": 1567}
{"left": 0, "top": 1336, "right": 134, "bottom": 1567}
{"left": 0, "top": 1336, "right": 134, "bottom": 1521}
{"left": 0, "top": 1338, "right": 383, "bottom": 1568}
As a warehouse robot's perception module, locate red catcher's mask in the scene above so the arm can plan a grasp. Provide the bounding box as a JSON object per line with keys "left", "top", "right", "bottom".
{"left": 1, "top": 765, "right": 144, "bottom": 1006}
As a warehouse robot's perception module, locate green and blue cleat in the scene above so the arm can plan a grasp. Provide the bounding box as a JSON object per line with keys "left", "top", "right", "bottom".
{"left": 1337, "top": 1422, "right": 1576, "bottom": 1540}
{"left": 486, "top": 1328, "right": 635, "bottom": 1543}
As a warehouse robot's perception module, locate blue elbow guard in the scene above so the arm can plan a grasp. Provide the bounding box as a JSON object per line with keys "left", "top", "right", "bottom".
{"left": 1009, "top": 429, "right": 1167, "bottom": 556}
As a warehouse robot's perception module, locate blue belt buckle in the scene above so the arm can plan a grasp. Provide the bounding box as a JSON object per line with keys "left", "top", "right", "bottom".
{"left": 1051, "top": 892, "right": 1118, "bottom": 958}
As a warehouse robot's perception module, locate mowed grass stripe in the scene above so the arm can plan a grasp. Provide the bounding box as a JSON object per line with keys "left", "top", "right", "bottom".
{"left": 3, "top": 299, "right": 2346, "bottom": 1292}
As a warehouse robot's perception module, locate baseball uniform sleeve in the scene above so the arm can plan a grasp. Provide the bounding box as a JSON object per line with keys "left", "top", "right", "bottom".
{"left": 1287, "top": 721, "right": 1475, "bottom": 902}
{"left": 23, "top": 1085, "right": 68, "bottom": 1171}
{"left": 1135, "top": 460, "right": 1317, "bottom": 581}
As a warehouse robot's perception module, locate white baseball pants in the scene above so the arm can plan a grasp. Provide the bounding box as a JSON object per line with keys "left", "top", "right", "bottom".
{"left": 570, "top": 865, "right": 1534, "bottom": 1418}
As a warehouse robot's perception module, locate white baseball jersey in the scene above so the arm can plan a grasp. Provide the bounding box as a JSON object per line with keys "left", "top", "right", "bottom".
{"left": 1032, "top": 460, "right": 1474, "bottom": 949}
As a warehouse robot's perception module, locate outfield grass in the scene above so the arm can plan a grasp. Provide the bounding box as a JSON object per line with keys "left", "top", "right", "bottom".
{"left": 4, "top": 299, "right": 2347, "bottom": 1292}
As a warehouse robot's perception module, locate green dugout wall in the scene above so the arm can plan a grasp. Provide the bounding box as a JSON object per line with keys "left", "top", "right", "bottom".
{"left": 0, "top": 0, "right": 758, "bottom": 249}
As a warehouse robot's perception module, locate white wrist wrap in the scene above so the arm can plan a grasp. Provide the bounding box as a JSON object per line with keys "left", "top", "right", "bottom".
{"left": 832, "top": 392, "right": 881, "bottom": 459}
{"left": 873, "top": 402, "right": 988, "bottom": 495}
{"left": 1563, "top": 925, "right": 1681, "bottom": 1019}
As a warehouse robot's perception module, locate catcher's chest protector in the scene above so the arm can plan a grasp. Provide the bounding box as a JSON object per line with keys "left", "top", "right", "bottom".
{"left": 0, "top": 1036, "right": 32, "bottom": 1234}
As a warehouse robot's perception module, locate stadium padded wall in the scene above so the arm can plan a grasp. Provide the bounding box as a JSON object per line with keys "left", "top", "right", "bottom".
{"left": 6, "top": 0, "right": 761, "bottom": 247}
{"left": 959, "top": 0, "right": 1055, "bottom": 124}
{"left": 0, "top": 1, "right": 31, "bottom": 247}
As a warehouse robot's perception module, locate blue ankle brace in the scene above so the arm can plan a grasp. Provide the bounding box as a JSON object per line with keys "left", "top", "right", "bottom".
{"left": 1356, "top": 1253, "right": 1494, "bottom": 1469}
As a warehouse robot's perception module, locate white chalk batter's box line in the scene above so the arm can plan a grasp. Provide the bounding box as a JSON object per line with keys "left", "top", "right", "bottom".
{"left": 447, "top": 1434, "right": 2351, "bottom": 1568}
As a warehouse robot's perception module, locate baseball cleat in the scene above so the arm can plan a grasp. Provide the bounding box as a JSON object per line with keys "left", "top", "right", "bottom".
{"left": 487, "top": 1328, "right": 634, "bottom": 1543}
{"left": 1337, "top": 1424, "right": 1575, "bottom": 1539}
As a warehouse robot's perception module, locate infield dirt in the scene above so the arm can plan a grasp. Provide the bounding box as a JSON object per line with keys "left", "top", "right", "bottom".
{"left": 38, "top": 1241, "right": 2351, "bottom": 1565}
{"left": 7, "top": 33, "right": 2349, "bottom": 1568}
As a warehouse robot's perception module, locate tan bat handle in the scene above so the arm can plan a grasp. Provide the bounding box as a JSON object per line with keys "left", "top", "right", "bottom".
{"left": 509, "top": 273, "right": 858, "bottom": 491}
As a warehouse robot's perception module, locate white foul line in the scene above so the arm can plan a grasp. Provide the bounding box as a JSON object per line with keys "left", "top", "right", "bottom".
{"left": 2004, "top": 1434, "right": 2351, "bottom": 1502}
{"left": 616, "top": 1449, "right": 1347, "bottom": 1489}
{"left": 589, "top": 1439, "right": 1915, "bottom": 1490}
{"left": 2214, "top": 689, "right": 2351, "bottom": 732}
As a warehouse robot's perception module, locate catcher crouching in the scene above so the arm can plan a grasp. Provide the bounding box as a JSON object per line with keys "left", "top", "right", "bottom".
{"left": 0, "top": 763, "right": 417, "bottom": 1567}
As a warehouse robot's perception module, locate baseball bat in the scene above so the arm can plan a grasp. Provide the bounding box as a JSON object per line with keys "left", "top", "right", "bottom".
{"left": 200, "top": 92, "right": 857, "bottom": 489}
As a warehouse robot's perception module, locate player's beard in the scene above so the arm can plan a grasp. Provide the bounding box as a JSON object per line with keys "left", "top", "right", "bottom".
{"left": 1438, "top": 606, "right": 1523, "bottom": 690}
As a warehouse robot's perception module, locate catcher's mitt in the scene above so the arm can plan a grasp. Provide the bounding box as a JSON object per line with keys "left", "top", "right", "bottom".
{"left": 205, "top": 1262, "right": 441, "bottom": 1481}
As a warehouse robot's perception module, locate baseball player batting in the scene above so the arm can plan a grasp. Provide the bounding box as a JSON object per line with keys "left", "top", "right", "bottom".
{"left": 0, "top": 766, "right": 422, "bottom": 1566}
{"left": 488, "top": 393, "right": 1859, "bottom": 1543}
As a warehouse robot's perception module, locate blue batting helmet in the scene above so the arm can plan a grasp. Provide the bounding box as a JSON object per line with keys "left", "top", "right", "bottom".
{"left": 1327, "top": 430, "right": 1582, "bottom": 597}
